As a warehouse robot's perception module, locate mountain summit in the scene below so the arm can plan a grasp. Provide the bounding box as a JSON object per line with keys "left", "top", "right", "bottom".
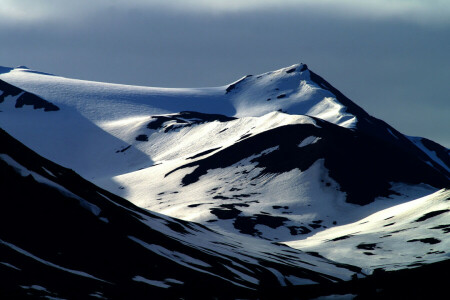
{"left": 0, "top": 64, "right": 448, "bottom": 298}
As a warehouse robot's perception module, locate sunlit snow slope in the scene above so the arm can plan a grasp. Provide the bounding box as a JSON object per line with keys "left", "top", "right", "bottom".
{"left": 0, "top": 64, "right": 448, "bottom": 245}
{"left": 1, "top": 127, "right": 361, "bottom": 299}
{"left": 285, "top": 189, "right": 450, "bottom": 272}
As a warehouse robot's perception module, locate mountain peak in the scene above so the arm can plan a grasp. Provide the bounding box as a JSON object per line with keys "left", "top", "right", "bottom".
{"left": 280, "top": 63, "right": 308, "bottom": 73}
{"left": 1, "top": 62, "right": 449, "bottom": 298}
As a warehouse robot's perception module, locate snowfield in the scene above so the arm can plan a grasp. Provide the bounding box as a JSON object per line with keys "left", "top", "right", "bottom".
{"left": 285, "top": 189, "right": 450, "bottom": 272}
{"left": 1, "top": 63, "right": 449, "bottom": 298}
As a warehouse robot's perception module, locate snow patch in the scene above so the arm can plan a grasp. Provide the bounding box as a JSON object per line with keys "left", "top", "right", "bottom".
{"left": 285, "top": 275, "right": 317, "bottom": 285}
{"left": 133, "top": 276, "right": 171, "bottom": 288}
{"left": 298, "top": 136, "right": 321, "bottom": 148}
{"left": 223, "top": 265, "right": 259, "bottom": 285}
{"left": 164, "top": 278, "right": 184, "bottom": 285}
{"left": 20, "top": 285, "right": 49, "bottom": 292}
{"left": 408, "top": 136, "right": 450, "bottom": 173}
{"left": 0, "top": 261, "right": 21, "bottom": 270}
{"left": 88, "top": 292, "right": 107, "bottom": 299}
{"left": 0, "top": 239, "right": 109, "bottom": 283}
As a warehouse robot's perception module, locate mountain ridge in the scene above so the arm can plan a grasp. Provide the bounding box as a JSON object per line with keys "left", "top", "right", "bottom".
{"left": 1, "top": 127, "right": 362, "bottom": 299}
{"left": 0, "top": 63, "right": 448, "bottom": 298}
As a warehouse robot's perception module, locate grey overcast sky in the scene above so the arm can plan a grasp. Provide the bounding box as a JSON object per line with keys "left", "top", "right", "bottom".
{"left": 1, "top": 0, "right": 449, "bottom": 146}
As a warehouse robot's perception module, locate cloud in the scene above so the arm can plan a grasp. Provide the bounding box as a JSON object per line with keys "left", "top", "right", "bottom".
{"left": 2, "top": 0, "right": 450, "bottom": 26}
{"left": 1, "top": 1, "right": 449, "bottom": 146}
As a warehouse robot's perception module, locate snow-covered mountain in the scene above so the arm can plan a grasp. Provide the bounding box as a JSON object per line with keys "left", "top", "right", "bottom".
{"left": 0, "top": 63, "right": 449, "bottom": 298}
{"left": 285, "top": 188, "right": 450, "bottom": 271}
{"left": 0, "top": 127, "right": 361, "bottom": 299}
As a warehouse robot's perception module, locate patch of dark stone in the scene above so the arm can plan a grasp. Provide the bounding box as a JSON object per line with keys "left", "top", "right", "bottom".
{"left": 218, "top": 128, "right": 228, "bottom": 134}
{"left": 232, "top": 194, "right": 251, "bottom": 198}
{"left": 407, "top": 238, "right": 441, "bottom": 245}
{"left": 1, "top": 79, "right": 59, "bottom": 111}
{"left": 266, "top": 98, "right": 271, "bottom": 101}
{"left": 427, "top": 250, "right": 445, "bottom": 255}
{"left": 212, "top": 195, "right": 230, "bottom": 200}
{"left": 225, "top": 75, "right": 252, "bottom": 94}
{"left": 135, "top": 134, "right": 148, "bottom": 142}
{"left": 237, "top": 133, "right": 252, "bottom": 141}
{"left": 429, "top": 224, "right": 450, "bottom": 233}
{"left": 356, "top": 243, "right": 379, "bottom": 251}
{"left": 147, "top": 116, "right": 185, "bottom": 130}
{"left": 285, "top": 68, "right": 296, "bottom": 74}
{"left": 0, "top": 79, "right": 22, "bottom": 103}
{"left": 165, "top": 220, "right": 191, "bottom": 235}
{"left": 209, "top": 207, "right": 240, "bottom": 220}
{"left": 380, "top": 234, "right": 392, "bottom": 238}
{"left": 288, "top": 226, "right": 311, "bottom": 235}
{"left": 309, "top": 223, "right": 322, "bottom": 229}
{"left": 147, "top": 111, "right": 235, "bottom": 133}
{"left": 233, "top": 214, "right": 289, "bottom": 236}
{"left": 383, "top": 222, "right": 395, "bottom": 227}
{"left": 306, "top": 251, "right": 323, "bottom": 258}
{"left": 15, "top": 93, "right": 59, "bottom": 111}
{"left": 328, "top": 234, "right": 354, "bottom": 242}
{"left": 115, "top": 145, "right": 131, "bottom": 153}
{"left": 384, "top": 216, "right": 394, "bottom": 220}
{"left": 209, "top": 203, "right": 249, "bottom": 221}
{"left": 414, "top": 209, "right": 449, "bottom": 222}
{"left": 187, "top": 147, "right": 222, "bottom": 160}
{"left": 363, "top": 252, "right": 375, "bottom": 256}
{"left": 276, "top": 94, "right": 286, "bottom": 99}
{"left": 407, "top": 262, "right": 425, "bottom": 268}
{"left": 272, "top": 205, "right": 289, "bottom": 210}
{"left": 398, "top": 228, "right": 415, "bottom": 234}
{"left": 187, "top": 203, "right": 212, "bottom": 208}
